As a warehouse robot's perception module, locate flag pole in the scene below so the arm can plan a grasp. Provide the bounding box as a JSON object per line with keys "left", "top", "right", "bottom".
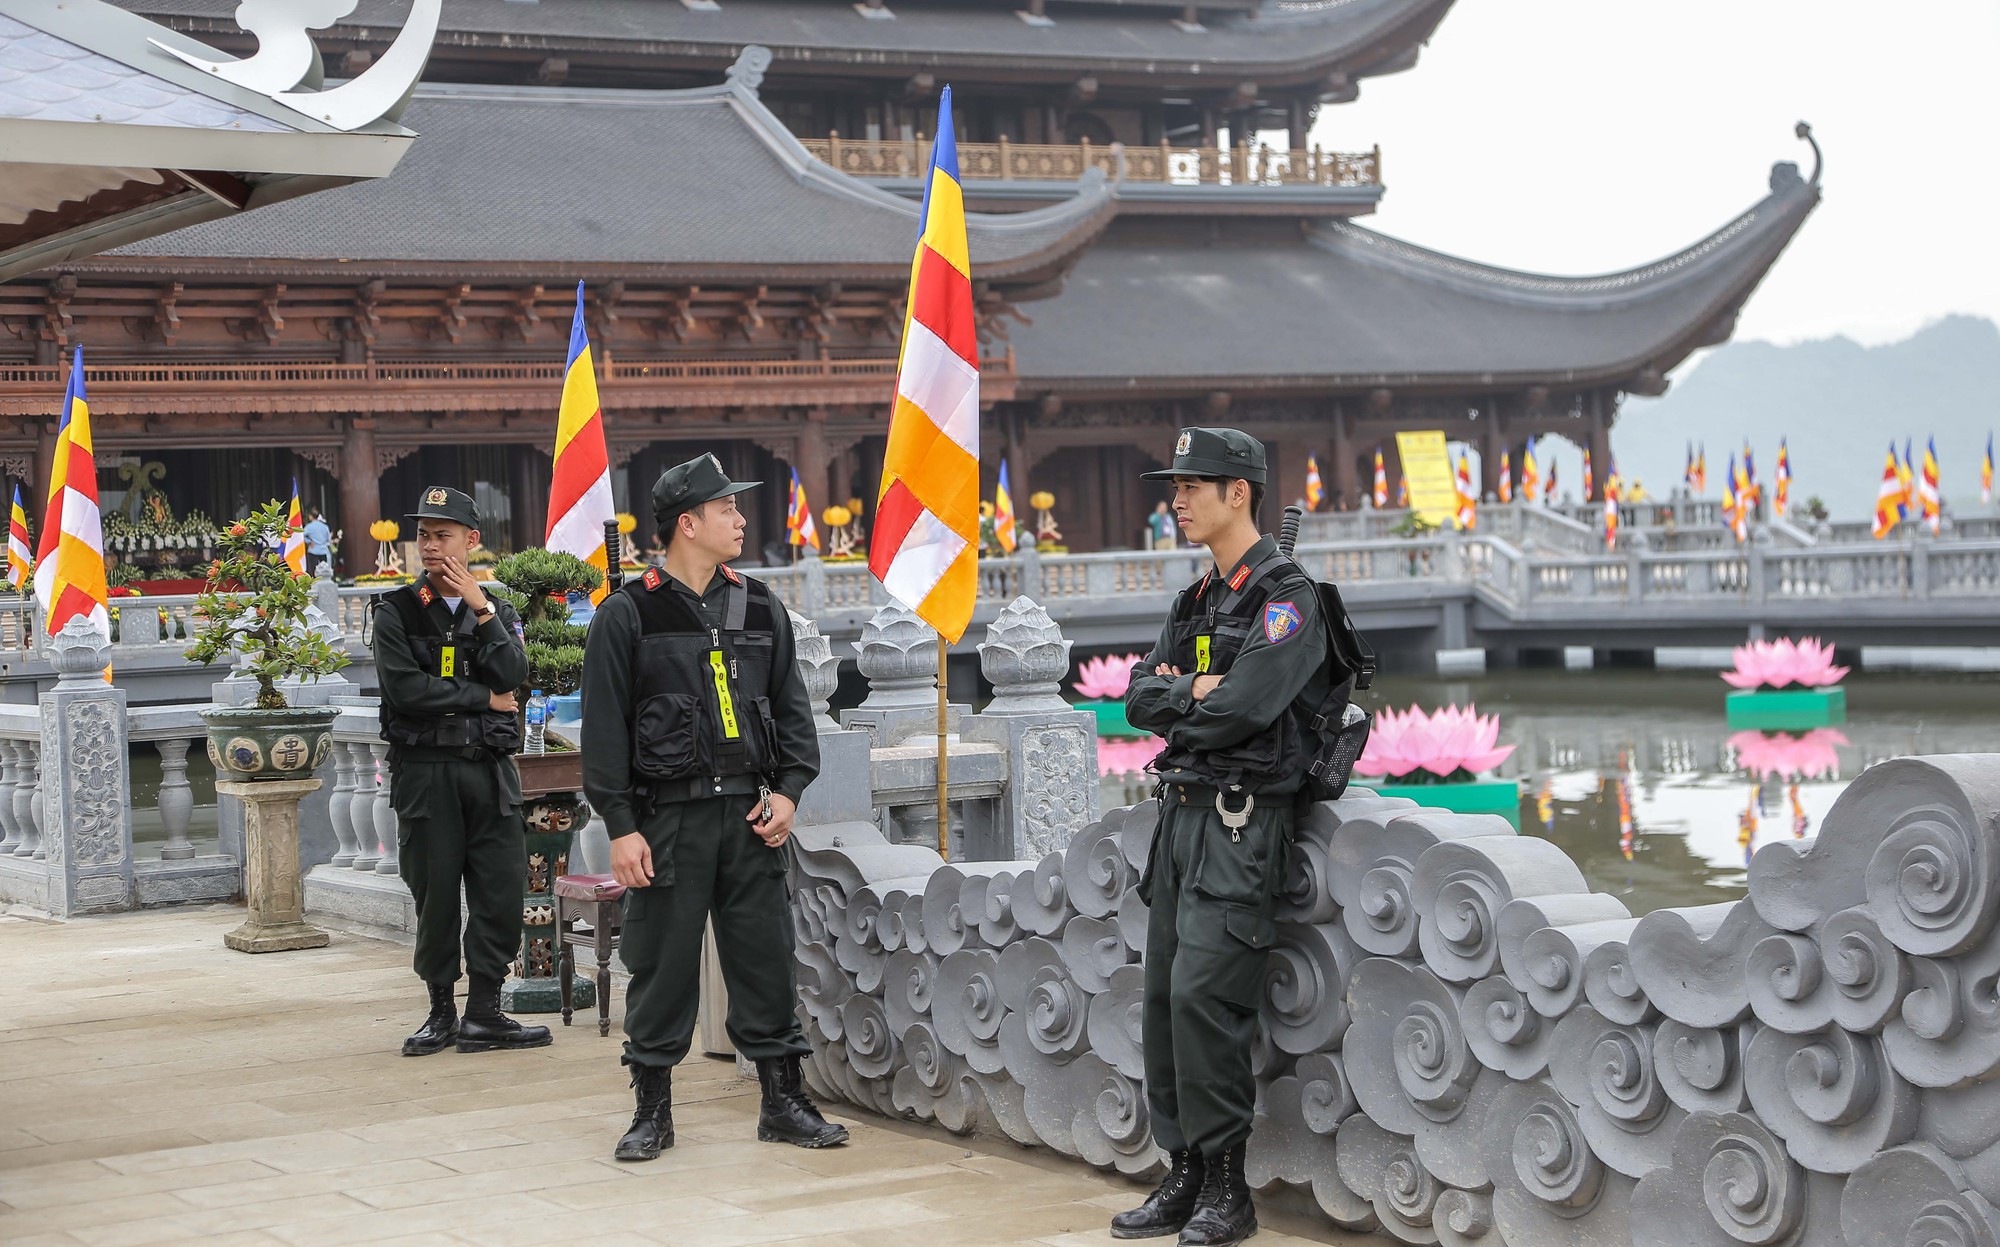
{"left": 936, "top": 636, "right": 949, "bottom": 860}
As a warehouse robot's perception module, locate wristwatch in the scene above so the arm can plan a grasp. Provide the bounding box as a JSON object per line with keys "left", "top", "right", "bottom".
{"left": 474, "top": 603, "right": 496, "bottom": 621}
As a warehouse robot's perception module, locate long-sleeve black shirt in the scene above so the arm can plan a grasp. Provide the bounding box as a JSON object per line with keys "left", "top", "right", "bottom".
{"left": 581, "top": 569, "right": 820, "bottom": 839}
{"left": 371, "top": 572, "right": 528, "bottom": 806}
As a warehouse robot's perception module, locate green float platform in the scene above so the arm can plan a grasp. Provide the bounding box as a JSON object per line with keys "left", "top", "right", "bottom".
{"left": 1077, "top": 700, "right": 1148, "bottom": 738}
{"left": 1357, "top": 779, "right": 1521, "bottom": 821}
{"left": 1725, "top": 686, "right": 1847, "bottom": 729}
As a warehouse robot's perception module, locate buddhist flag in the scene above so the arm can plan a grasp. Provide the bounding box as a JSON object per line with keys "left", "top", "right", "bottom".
{"left": 1521, "top": 437, "right": 1540, "bottom": 503}
{"left": 1897, "top": 438, "right": 1915, "bottom": 519}
{"left": 1722, "top": 451, "right": 1745, "bottom": 543}
{"left": 1774, "top": 439, "right": 1792, "bottom": 519}
{"left": 1395, "top": 475, "right": 1409, "bottom": 508}
{"left": 1304, "top": 455, "right": 1323, "bottom": 511}
{"left": 1545, "top": 457, "right": 1558, "bottom": 504}
{"left": 6, "top": 486, "right": 30, "bottom": 592}
{"left": 1582, "top": 447, "right": 1594, "bottom": 502}
{"left": 1498, "top": 450, "right": 1513, "bottom": 503}
{"left": 1683, "top": 443, "right": 1695, "bottom": 493}
{"left": 1604, "top": 459, "right": 1621, "bottom": 551}
{"left": 1371, "top": 448, "right": 1388, "bottom": 508}
{"left": 1453, "top": 452, "right": 1477, "bottom": 531}
{"left": 1920, "top": 436, "right": 1941, "bottom": 534}
{"left": 1742, "top": 442, "right": 1759, "bottom": 509}
{"left": 872, "top": 85, "right": 979, "bottom": 643}
{"left": 33, "top": 347, "right": 109, "bottom": 645}
{"left": 282, "top": 479, "right": 307, "bottom": 575}
{"left": 787, "top": 466, "right": 820, "bottom": 551}
{"left": 994, "top": 459, "right": 1017, "bottom": 555}
{"left": 1983, "top": 433, "right": 1993, "bottom": 506}
{"left": 547, "top": 282, "right": 616, "bottom": 604}
{"left": 1872, "top": 444, "right": 1901, "bottom": 539}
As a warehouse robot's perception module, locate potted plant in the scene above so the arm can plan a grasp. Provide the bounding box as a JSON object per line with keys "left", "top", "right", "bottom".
{"left": 1351, "top": 703, "right": 1520, "bottom": 819}
{"left": 1721, "top": 637, "right": 1848, "bottom": 729}
{"left": 186, "top": 500, "right": 350, "bottom": 780}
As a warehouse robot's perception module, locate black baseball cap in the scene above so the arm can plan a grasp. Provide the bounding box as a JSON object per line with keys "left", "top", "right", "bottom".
{"left": 651, "top": 453, "right": 760, "bottom": 526}
{"left": 406, "top": 485, "right": 479, "bottom": 528}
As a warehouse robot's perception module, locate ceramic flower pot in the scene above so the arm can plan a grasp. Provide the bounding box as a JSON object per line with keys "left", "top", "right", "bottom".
{"left": 199, "top": 705, "right": 339, "bottom": 781}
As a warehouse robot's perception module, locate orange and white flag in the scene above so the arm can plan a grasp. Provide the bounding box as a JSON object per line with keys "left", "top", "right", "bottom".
{"left": 548, "top": 282, "right": 616, "bottom": 603}
{"left": 33, "top": 348, "right": 109, "bottom": 645}
{"left": 870, "top": 87, "right": 979, "bottom": 643}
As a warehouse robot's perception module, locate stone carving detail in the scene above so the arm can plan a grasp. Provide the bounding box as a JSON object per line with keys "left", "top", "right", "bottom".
{"left": 63, "top": 699, "right": 125, "bottom": 868}
{"left": 787, "top": 754, "right": 2000, "bottom": 1246}
{"left": 1018, "top": 725, "right": 1091, "bottom": 860}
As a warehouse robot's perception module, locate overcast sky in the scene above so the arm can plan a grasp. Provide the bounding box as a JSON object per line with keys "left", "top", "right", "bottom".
{"left": 1307, "top": 0, "right": 2000, "bottom": 348}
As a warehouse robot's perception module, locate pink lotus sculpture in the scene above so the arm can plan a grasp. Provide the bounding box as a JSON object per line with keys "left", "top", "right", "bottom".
{"left": 1728, "top": 729, "right": 1848, "bottom": 780}
{"left": 1354, "top": 704, "right": 1515, "bottom": 782}
{"left": 1721, "top": 638, "right": 1848, "bottom": 690}
{"left": 1098, "top": 737, "right": 1165, "bottom": 777}
{"left": 1073, "top": 654, "right": 1144, "bottom": 700}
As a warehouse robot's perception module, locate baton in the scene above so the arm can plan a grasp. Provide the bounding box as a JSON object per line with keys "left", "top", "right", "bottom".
{"left": 1278, "top": 504, "right": 1304, "bottom": 558}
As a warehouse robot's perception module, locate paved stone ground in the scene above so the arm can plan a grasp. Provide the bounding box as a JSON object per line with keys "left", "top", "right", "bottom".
{"left": 1, "top": 906, "right": 1367, "bottom": 1247}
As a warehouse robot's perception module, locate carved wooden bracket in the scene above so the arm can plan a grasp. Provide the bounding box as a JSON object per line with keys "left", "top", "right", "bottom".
{"left": 609, "top": 441, "right": 645, "bottom": 469}
{"left": 374, "top": 446, "right": 418, "bottom": 475}
{"left": 299, "top": 447, "right": 341, "bottom": 477}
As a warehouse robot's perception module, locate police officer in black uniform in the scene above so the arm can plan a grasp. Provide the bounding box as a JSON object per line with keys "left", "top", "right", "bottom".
{"left": 1115, "top": 429, "right": 1332, "bottom": 1246}
{"left": 372, "top": 486, "right": 551, "bottom": 1057}
{"left": 582, "top": 453, "right": 848, "bottom": 1161}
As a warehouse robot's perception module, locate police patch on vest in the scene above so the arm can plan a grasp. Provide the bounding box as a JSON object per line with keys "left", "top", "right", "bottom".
{"left": 1264, "top": 601, "right": 1303, "bottom": 644}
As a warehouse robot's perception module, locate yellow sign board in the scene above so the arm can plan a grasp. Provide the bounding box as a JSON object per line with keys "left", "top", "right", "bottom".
{"left": 1395, "top": 430, "right": 1457, "bottom": 528}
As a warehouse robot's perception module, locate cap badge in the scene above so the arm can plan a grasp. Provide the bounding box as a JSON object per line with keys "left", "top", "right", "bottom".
{"left": 424, "top": 487, "right": 447, "bottom": 506}
{"left": 1175, "top": 432, "right": 1193, "bottom": 457}
{"left": 703, "top": 453, "right": 723, "bottom": 473}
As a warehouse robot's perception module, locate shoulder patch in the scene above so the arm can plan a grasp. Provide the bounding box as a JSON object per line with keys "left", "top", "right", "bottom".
{"left": 719, "top": 564, "right": 743, "bottom": 586}
{"left": 641, "top": 568, "right": 663, "bottom": 591}
{"left": 1263, "top": 601, "right": 1303, "bottom": 644}
{"left": 416, "top": 585, "right": 434, "bottom": 607}
{"left": 1228, "top": 564, "right": 1253, "bottom": 592}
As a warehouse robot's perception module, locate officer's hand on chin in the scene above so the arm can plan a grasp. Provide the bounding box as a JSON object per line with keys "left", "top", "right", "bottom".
{"left": 1190, "top": 674, "right": 1222, "bottom": 701}
{"left": 488, "top": 689, "right": 518, "bottom": 713}
{"left": 434, "top": 556, "right": 486, "bottom": 610}
{"left": 749, "top": 794, "right": 798, "bottom": 849}
{"left": 610, "top": 832, "right": 655, "bottom": 888}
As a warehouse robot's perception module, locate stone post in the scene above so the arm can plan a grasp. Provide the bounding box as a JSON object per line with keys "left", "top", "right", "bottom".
{"left": 839, "top": 602, "right": 966, "bottom": 747}
{"left": 792, "top": 610, "right": 874, "bottom": 827}
{"left": 39, "top": 620, "right": 135, "bottom": 916}
{"left": 153, "top": 738, "right": 194, "bottom": 860}
{"left": 962, "top": 597, "right": 1101, "bottom": 859}
{"left": 0, "top": 739, "right": 19, "bottom": 855}
{"left": 218, "top": 776, "right": 329, "bottom": 952}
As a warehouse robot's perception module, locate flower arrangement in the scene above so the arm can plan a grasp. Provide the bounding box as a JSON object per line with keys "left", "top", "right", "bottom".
{"left": 1029, "top": 490, "right": 1064, "bottom": 552}
{"left": 183, "top": 501, "right": 350, "bottom": 710}
{"left": 616, "top": 511, "right": 643, "bottom": 570}
{"left": 823, "top": 503, "right": 866, "bottom": 561}
{"left": 1354, "top": 704, "right": 1515, "bottom": 783}
{"left": 368, "top": 518, "right": 405, "bottom": 577}
{"left": 1721, "top": 638, "right": 1847, "bottom": 690}
{"left": 1072, "top": 654, "right": 1143, "bottom": 701}
{"left": 1728, "top": 728, "right": 1848, "bottom": 780}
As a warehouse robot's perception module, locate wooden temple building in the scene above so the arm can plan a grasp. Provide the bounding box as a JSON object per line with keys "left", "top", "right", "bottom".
{"left": 0, "top": 0, "right": 1819, "bottom": 557}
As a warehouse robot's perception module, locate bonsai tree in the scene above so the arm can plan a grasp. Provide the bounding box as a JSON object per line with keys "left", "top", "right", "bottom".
{"left": 184, "top": 500, "right": 349, "bottom": 709}
{"left": 489, "top": 547, "right": 604, "bottom": 701}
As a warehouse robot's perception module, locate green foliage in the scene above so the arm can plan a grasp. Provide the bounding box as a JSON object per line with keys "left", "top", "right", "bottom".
{"left": 524, "top": 641, "right": 586, "bottom": 697}
{"left": 183, "top": 500, "right": 349, "bottom": 709}
{"left": 1389, "top": 511, "right": 1440, "bottom": 539}
{"left": 1801, "top": 496, "right": 1830, "bottom": 523}
{"left": 490, "top": 549, "right": 602, "bottom": 626}
{"left": 523, "top": 618, "right": 578, "bottom": 649}
{"left": 491, "top": 548, "right": 602, "bottom": 696}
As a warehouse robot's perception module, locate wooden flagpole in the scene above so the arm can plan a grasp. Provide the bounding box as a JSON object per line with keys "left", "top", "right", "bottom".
{"left": 937, "top": 637, "right": 949, "bottom": 860}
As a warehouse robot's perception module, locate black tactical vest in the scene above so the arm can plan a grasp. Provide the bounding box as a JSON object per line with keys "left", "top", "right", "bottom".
{"left": 376, "top": 585, "right": 523, "bottom": 756}
{"left": 1156, "top": 552, "right": 1312, "bottom": 789}
{"left": 623, "top": 566, "right": 782, "bottom": 790}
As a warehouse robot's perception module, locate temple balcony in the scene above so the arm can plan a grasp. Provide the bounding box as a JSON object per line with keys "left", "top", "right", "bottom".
{"left": 801, "top": 135, "right": 1385, "bottom": 214}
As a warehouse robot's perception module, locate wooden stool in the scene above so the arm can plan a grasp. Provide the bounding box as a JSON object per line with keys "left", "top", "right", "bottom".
{"left": 553, "top": 873, "right": 625, "bottom": 1037}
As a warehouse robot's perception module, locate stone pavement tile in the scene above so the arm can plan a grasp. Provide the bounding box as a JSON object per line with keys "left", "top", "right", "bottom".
{"left": 343, "top": 1155, "right": 635, "bottom": 1211}
{"left": 65, "top": 1193, "right": 373, "bottom": 1247}
{"left": 716, "top": 1161, "right": 969, "bottom": 1213}
{"left": 0, "top": 1132, "right": 212, "bottom": 1173}
{"left": 645, "top": 1195, "right": 953, "bottom": 1247}
{"left": 1, "top": 1233, "right": 89, "bottom": 1247}
{"left": 0, "top": 1159, "right": 285, "bottom": 1211}
{"left": 171, "top": 1159, "right": 462, "bottom": 1209}
{"left": 464, "top": 1193, "right": 757, "bottom": 1246}
{"left": 260, "top": 1193, "right": 565, "bottom": 1247}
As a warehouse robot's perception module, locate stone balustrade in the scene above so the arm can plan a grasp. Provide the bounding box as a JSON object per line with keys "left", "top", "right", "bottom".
{"left": 788, "top": 741, "right": 2000, "bottom": 1247}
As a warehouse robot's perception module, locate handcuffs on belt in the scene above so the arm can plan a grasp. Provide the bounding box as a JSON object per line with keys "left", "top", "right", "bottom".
{"left": 1157, "top": 781, "right": 1256, "bottom": 842}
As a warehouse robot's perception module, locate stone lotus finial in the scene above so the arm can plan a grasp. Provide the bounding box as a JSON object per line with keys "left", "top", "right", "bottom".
{"left": 790, "top": 610, "right": 841, "bottom": 730}
{"left": 978, "top": 597, "right": 1071, "bottom": 714}
{"left": 47, "top": 616, "right": 110, "bottom": 683}
{"left": 854, "top": 602, "right": 937, "bottom": 691}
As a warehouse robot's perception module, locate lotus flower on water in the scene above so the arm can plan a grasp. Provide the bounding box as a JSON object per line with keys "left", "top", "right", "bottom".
{"left": 1721, "top": 637, "right": 1848, "bottom": 690}
{"left": 1097, "top": 736, "right": 1164, "bottom": 778}
{"left": 1354, "top": 704, "right": 1515, "bottom": 781}
{"left": 1072, "top": 654, "right": 1144, "bottom": 700}
{"left": 1728, "top": 728, "right": 1848, "bottom": 780}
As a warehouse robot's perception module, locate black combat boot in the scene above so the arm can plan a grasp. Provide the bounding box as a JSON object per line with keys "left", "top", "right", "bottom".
{"left": 1178, "top": 1142, "right": 1256, "bottom": 1246}
{"left": 1110, "top": 1148, "right": 1205, "bottom": 1239}
{"left": 754, "top": 1055, "right": 849, "bottom": 1147}
{"left": 400, "top": 982, "right": 458, "bottom": 1057}
{"left": 613, "top": 1064, "right": 675, "bottom": 1161}
{"left": 455, "top": 974, "right": 553, "bottom": 1052}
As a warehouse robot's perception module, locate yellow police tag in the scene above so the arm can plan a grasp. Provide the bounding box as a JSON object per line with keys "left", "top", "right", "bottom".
{"left": 1194, "top": 635, "right": 1212, "bottom": 674}
{"left": 438, "top": 646, "right": 457, "bottom": 678}
{"left": 707, "top": 650, "right": 741, "bottom": 740}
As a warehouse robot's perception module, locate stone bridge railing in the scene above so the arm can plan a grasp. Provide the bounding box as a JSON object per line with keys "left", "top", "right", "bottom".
{"left": 789, "top": 750, "right": 2000, "bottom": 1247}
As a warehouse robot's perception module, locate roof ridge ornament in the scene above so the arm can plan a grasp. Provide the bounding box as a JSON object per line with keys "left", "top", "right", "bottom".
{"left": 726, "top": 45, "right": 772, "bottom": 96}
{"left": 1795, "top": 120, "right": 1822, "bottom": 187}
{"left": 147, "top": 0, "right": 442, "bottom": 132}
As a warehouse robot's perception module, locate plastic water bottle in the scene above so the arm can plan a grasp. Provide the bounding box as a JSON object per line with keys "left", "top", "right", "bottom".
{"left": 525, "top": 689, "right": 547, "bottom": 755}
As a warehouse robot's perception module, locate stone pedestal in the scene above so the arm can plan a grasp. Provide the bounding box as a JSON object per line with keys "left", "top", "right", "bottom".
{"left": 839, "top": 603, "right": 966, "bottom": 746}
{"left": 40, "top": 621, "right": 135, "bottom": 916}
{"left": 961, "top": 597, "right": 1100, "bottom": 859}
{"left": 217, "top": 777, "right": 330, "bottom": 952}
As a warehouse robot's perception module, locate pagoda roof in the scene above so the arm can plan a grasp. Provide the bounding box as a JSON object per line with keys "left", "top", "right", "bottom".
{"left": 1009, "top": 143, "right": 1822, "bottom": 396}
{"left": 122, "top": 0, "right": 1455, "bottom": 94}
{"left": 107, "top": 75, "right": 1117, "bottom": 283}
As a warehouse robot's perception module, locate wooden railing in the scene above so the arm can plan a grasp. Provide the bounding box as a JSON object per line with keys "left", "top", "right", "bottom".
{"left": 801, "top": 135, "right": 1381, "bottom": 189}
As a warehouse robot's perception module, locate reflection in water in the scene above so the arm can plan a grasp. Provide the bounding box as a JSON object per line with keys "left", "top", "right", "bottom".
{"left": 1096, "top": 669, "right": 2000, "bottom": 916}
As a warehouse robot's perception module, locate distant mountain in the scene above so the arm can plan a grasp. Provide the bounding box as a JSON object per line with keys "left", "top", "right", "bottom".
{"left": 1614, "top": 316, "right": 2000, "bottom": 521}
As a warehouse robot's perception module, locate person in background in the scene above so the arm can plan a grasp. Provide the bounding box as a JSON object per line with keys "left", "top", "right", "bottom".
{"left": 1147, "top": 500, "right": 1177, "bottom": 550}
{"left": 302, "top": 507, "right": 333, "bottom": 574}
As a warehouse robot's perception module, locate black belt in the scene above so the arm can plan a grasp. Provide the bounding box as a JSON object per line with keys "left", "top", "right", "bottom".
{"left": 395, "top": 745, "right": 505, "bottom": 764}
{"left": 636, "top": 774, "right": 765, "bottom": 807}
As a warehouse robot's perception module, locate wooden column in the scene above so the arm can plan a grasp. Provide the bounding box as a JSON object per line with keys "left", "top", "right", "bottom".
{"left": 797, "top": 416, "right": 831, "bottom": 517}
{"left": 1330, "top": 410, "right": 1358, "bottom": 509}
{"left": 1275, "top": 436, "right": 1313, "bottom": 514}
{"left": 1480, "top": 417, "right": 1504, "bottom": 501}
{"left": 339, "top": 418, "right": 379, "bottom": 570}
{"left": 1588, "top": 392, "right": 1612, "bottom": 499}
